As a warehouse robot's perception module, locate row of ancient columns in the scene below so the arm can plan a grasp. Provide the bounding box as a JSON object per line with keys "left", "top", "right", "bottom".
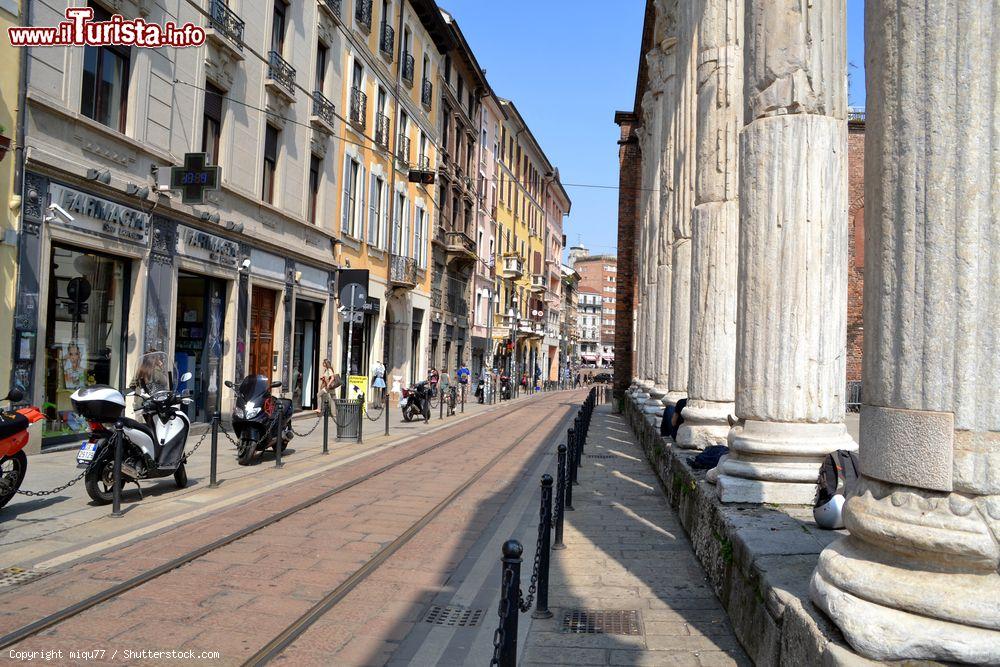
{"left": 626, "top": 0, "right": 998, "bottom": 663}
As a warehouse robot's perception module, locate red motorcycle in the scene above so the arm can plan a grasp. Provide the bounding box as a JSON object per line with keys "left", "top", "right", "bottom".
{"left": 0, "top": 389, "right": 44, "bottom": 510}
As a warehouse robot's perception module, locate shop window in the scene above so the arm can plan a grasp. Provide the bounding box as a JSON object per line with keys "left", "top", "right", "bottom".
{"left": 80, "top": 4, "right": 130, "bottom": 133}
{"left": 262, "top": 124, "right": 279, "bottom": 203}
{"left": 175, "top": 274, "right": 226, "bottom": 422}
{"left": 202, "top": 82, "right": 224, "bottom": 166}
{"left": 43, "top": 245, "right": 130, "bottom": 445}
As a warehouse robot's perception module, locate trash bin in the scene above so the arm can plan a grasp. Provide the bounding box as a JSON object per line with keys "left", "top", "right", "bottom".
{"left": 334, "top": 398, "right": 363, "bottom": 442}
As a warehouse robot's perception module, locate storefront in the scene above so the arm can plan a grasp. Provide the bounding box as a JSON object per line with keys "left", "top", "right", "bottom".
{"left": 292, "top": 299, "right": 322, "bottom": 411}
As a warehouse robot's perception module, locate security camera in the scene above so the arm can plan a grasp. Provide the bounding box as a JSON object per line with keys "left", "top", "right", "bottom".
{"left": 240, "top": 258, "right": 251, "bottom": 271}
{"left": 47, "top": 203, "right": 75, "bottom": 223}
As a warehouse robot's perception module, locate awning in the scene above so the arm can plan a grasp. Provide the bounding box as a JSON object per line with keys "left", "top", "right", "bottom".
{"left": 581, "top": 354, "right": 598, "bottom": 362}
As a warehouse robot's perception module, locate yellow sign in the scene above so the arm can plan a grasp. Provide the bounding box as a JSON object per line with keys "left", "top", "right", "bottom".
{"left": 348, "top": 375, "right": 368, "bottom": 401}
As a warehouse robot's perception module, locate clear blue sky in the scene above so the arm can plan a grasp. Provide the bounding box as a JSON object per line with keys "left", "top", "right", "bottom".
{"left": 447, "top": 0, "right": 866, "bottom": 257}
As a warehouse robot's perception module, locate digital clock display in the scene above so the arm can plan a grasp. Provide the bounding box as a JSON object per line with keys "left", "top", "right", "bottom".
{"left": 180, "top": 171, "right": 210, "bottom": 185}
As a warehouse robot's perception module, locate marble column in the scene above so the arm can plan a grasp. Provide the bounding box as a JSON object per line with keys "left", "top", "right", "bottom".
{"left": 716, "top": 0, "right": 854, "bottom": 502}
{"left": 676, "top": 0, "right": 742, "bottom": 450}
{"left": 653, "top": 35, "right": 676, "bottom": 400}
{"left": 811, "top": 2, "right": 1000, "bottom": 662}
{"left": 632, "top": 116, "right": 652, "bottom": 403}
{"left": 664, "top": 0, "right": 698, "bottom": 409}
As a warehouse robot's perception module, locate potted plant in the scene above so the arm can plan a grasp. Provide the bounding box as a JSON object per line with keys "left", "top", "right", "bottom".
{"left": 0, "top": 125, "right": 10, "bottom": 162}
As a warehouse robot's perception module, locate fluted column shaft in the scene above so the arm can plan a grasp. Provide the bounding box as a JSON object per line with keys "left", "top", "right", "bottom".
{"left": 676, "top": 0, "right": 742, "bottom": 450}
{"left": 716, "top": 0, "right": 854, "bottom": 503}
{"left": 811, "top": 2, "right": 1000, "bottom": 662}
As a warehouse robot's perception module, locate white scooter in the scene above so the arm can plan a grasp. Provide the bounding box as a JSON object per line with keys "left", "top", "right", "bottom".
{"left": 71, "top": 352, "right": 195, "bottom": 505}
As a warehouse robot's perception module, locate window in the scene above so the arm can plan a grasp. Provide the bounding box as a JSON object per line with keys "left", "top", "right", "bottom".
{"left": 271, "top": 0, "right": 287, "bottom": 54}
{"left": 202, "top": 83, "right": 224, "bottom": 166}
{"left": 342, "top": 156, "right": 363, "bottom": 236}
{"left": 80, "top": 4, "right": 130, "bottom": 132}
{"left": 444, "top": 55, "right": 451, "bottom": 84}
{"left": 391, "top": 192, "right": 403, "bottom": 254}
{"left": 369, "top": 174, "right": 384, "bottom": 246}
{"left": 308, "top": 155, "right": 321, "bottom": 224}
{"left": 415, "top": 207, "right": 426, "bottom": 267}
{"left": 316, "top": 43, "right": 328, "bottom": 92}
{"left": 262, "top": 124, "right": 279, "bottom": 203}
{"left": 399, "top": 193, "right": 410, "bottom": 256}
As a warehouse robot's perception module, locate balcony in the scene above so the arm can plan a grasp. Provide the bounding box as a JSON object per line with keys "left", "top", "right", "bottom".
{"left": 354, "top": 0, "right": 372, "bottom": 31}
{"left": 431, "top": 287, "right": 442, "bottom": 310}
{"left": 310, "top": 90, "right": 336, "bottom": 133}
{"left": 421, "top": 78, "right": 433, "bottom": 109}
{"left": 206, "top": 0, "right": 244, "bottom": 59}
{"left": 501, "top": 254, "right": 524, "bottom": 280}
{"left": 349, "top": 87, "right": 367, "bottom": 131}
{"left": 374, "top": 112, "right": 390, "bottom": 148}
{"left": 379, "top": 22, "right": 394, "bottom": 61}
{"left": 530, "top": 274, "right": 546, "bottom": 294}
{"left": 396, "top": 133, "right": 411, "bottom": 167}
{"left": 401, "top": 53, "right": 415, "bottom": 85}
{"left": 443, "top": 230, "right": 477, "bottom": 267}
{"left": 418, "top": 154, "right": 431, "bottom": 171}
{"left": 318, "top": 0, "right": 341, "bottom": 22}
{"left": 266, "top": 51, "right": 296, "bottom": 101}
{"left": 389, "top": 254, "right": 417, "bottom": 289}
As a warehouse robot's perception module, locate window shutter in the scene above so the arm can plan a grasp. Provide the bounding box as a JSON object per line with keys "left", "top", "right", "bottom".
{"left": 357, "top": 163, "right": 367, "bottom": 238}
{"left": 402, "top": 200, "right": 410, "bottom": 258}
{"left": 341, "top": 157, "right": 351, "bottom": 233}
{"left": 368, "top": 173, "right": 377, "bottom": 244}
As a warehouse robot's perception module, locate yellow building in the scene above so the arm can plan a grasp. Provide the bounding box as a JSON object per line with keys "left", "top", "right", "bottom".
{"left": 331, "top": 0, "right": 452, "bottom": 387}
{"left": 494, "top": 99, "right": 563, "bottom": 386}
{"left": 0, "top": 0, "right": 23, "bottom": 394}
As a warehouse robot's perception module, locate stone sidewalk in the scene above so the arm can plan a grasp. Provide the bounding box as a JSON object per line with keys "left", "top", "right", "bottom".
{"left": 521, "top": 405, "right": 750, "bottom": 667}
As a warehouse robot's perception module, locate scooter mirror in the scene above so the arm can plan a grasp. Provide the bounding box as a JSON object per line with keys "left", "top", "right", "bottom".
{"left": 181, "top": 397, "right": 194, "bottom": 405}
{"left": 224, "top": 380, "right": 234, "bottom": 389}
{"left": 180, "top": 372, "right": 193, "bottom": 383}
{"left": 4, "top": 388, "right": 23, "bottom": 403}
{"left": 271, "top": 381, "right": 283, "bottom": 389}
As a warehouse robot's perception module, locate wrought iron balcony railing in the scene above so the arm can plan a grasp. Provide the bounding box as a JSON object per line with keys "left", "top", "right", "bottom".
{"left": 349, "top": 87, "right": 367, "bottom": 130}
{"left": 431, "top": 287, "right": 442, "bottom": 309}
{"left": 390, "top": 254, "right": 417, "bottom": 287}
{"left": 379, "top": 22, "right": 394, "bottom": 59}
{"left": 421, "top": 78, "right": 433, "bottom": 108}
{"left": 267, "top": 50, "right": 296, "bottom": 97}
{"left": 374, "top": 112, "right": 390, "bottom": 148}
{"left": 311, "top": 90, "right": 336, "bottom": 128}
{"left": 208, "top": 0, "right": 244, "bottom": 51}
{"left": 396, "top": 134, "right": 411, "bottom": 166}
{"left": 355, "top": 0, "right": 372, "bottom": 29}
{"left": 418, "top": 154, "right": 431, "bottom": 171}
{"left": 401, "top": 53, "right": 415, "bottom": 85}
{"left": 318, "top": 0, "right": 341, "bottom": 22}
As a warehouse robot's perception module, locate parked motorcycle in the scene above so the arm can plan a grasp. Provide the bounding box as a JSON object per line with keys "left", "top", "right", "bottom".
{"left": 499, "top": 374, "right": 513, "bottom": 401}
{"left": 224, "top": 375, "right": 292, "bottom": 465}
{"left": 0, "top": 389, "right": 44, "bottom": 510}
{"left": 400, "top": 381, "right": 432, "bottom": 422}
{"left": 475, "top": 378, "right": 486, "bottom": 404}
{"left": 72, "top": 352, "right": 194, "bottom": 505}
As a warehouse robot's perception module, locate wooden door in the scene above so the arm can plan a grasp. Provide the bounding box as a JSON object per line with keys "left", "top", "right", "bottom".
{"left": 249, "top": 286, "right": 276, "bottom": 381}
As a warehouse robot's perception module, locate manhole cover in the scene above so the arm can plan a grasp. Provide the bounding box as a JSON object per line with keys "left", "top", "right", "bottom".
{"left": 0, "top": 567, "right": 50, "bottom": 588}
{"left": 586, "top": 454, "right": 616, "bottom": 459}
{"left": 423, "top": 605, "right": 484, "bottom": 627}
{"left": 561, "top": 609, "right": 642, "bottom": 635}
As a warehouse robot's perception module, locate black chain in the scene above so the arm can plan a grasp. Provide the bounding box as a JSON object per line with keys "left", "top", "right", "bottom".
{"left": 519, "top": 502, "right": 546, "bottom": 612}
{"left": 490, "top": 567, "right": 514, "bottom": 667}
{"left": 363, "top": 402, "right": 384, "bottom": 421}
{"left": 16, "top": 469, "right": 87, "bottom": 497}
{"left": 290, "top": 415, "right": 322, "bottom": 437}
{"left": 182, "top": 430, "right": 209, "bottom": 460}
{"left": 218, "top": 422, "right": 241, "bottom": 448}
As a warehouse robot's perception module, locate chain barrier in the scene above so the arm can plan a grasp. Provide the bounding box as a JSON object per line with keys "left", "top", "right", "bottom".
{"left": 15, "top": 469, "right": 87, "bottom": 497}
{"left": 182, "top": 430, "right": 209, "bottom": 460}
{"left": 519, "top": 505, "right": 546, "bottom": 613}
{"left": 363, "top": 401, "right": 385, "bottom": 422}
{"left": 290, "top": 415, "right": 322, "bottom": 437}
{"left": 489, "top": 567, "right": 514, "bottom": 667}
{"left": 218, "top": 422, "right": 241, "bottom": 448}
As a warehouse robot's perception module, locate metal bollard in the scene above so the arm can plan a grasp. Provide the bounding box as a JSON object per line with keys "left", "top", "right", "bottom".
{"left": 385, "top": 392, "right": 390, "bottom": 436}
{"left": 274, "top": 401, "right": 284, "bottom": 469}
{"left": 554, "top": 444, "right": 567, "bottom": 550}
{"left": 533, "top": 475, "right": 554, "bottom": 619}
{"left": 461, "top": 385, "right": 465, "bottom": 413}
{"left": 498, "top": 539, "right": 522, "bottom": 667}
{"left": 439, "top": 389, "right": 444, "bottom": 420}
{"left": 574, "top": 416, "right": 583, "bottom": 475}
{"left": 565, "top": 428, "right": 575, "bottom": 510}
{"left": 358, "top": 396, "right": 365, "bottom": 444}
{"left": 322, "top": 400, "right": 330, "bottom": 455}
{"left": 209, "top": 411, "right": 220, "bottom": 487}
{"left": 111, "top": 424, "right": 124, "bottom": 518}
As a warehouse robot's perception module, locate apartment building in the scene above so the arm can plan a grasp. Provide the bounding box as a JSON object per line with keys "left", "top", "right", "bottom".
{"left": 569, "top": 246, "right": 616, "bottom": 365}
{"left": 577, "top": 289, "right": 603, "bottom": 366}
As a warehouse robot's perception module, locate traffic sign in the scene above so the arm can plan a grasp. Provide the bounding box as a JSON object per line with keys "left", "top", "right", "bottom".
{"left": 170, "top": 153, "right": 221, "bottom": 204}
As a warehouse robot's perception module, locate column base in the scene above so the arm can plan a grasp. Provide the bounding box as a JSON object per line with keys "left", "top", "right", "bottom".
{"left": 675, "top": 399, "right": 733, "bottom": 450}
{"left": 642, "top": 385, "right": 667, "bottom": 416}
{"left": 812, "top": 537, "right": 1000, "bottom": 664}
{"left": 663, "top": 391, "right": 687, "bottom": 408}
{"left": 716, "top": 420, "right": 856, "bottom": 504}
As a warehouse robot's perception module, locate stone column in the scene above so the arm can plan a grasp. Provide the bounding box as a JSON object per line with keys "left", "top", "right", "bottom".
{"left": 632, "top": 116, "right": 652, "bottom": 402}
{"left": 716, "top": 1, "right": 854, "bottom": 502}
{"left": 811, "top": 3, "right": 1000, "bottom": 662}
{"left": 676, "top": 0, "right": 742, "bottom": 450}
{"left": 664, "top": 0, "right": 698, "bottom": 409}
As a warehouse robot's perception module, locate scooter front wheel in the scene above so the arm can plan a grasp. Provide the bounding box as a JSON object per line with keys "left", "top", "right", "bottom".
{"left": 0, "top": 451, "right": 27, "bottom": 509}
{"left": 174, "top": 463, "right": 188, "bottom": 488}
{"left": 237, "top": 438, "right": 257, "bottom": 466}
{"left": 84, "top": 459, "right": 121, "bottom": 505}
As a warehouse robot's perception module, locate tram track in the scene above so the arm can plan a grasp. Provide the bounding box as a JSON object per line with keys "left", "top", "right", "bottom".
{"left": 0, "top": 392, "right": 577, "bottom": 652}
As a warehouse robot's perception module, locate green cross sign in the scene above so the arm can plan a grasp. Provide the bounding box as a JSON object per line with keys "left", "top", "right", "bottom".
{"left": 170, "top": 153, "right": 221, "bottom": 204}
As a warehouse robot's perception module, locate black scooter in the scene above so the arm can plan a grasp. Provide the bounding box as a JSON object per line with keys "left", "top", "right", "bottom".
{"left": 400, "top": 381, "right": 432, "bottom": 422}
{"left": 499, "top": 375, "right": 513, "bottom": 401}
{"left": 224, "top": 375, "right": 293, "bottom": 465}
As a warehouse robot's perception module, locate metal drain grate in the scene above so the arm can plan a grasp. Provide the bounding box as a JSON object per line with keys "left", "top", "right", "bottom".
{"left": 561, "top": 609, "right": 642, "bottom": 635}
{"left": 423, "top": 605, "right": 485, "bottom": 627}
{"left": 0, "top": 567, "right": 50, "bottom": 588}
{"left": 586, "top": 454, "right": 617, "bottom": 459}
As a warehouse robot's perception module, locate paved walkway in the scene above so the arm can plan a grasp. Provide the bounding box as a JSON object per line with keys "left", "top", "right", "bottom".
{"left": 520, "top": 405, "right": 750, "bottom": 667}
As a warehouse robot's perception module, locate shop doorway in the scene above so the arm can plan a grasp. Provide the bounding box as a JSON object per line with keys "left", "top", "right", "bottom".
{"left": 43, "top": 244, "right": 131, "bottom": 446}
{"left": 249, "top": 286, "right": 277, "bottom": 382}
{"left": 174, "top": 273, "right": 227, "bottom": 422}
{"left": 293, "top": 300, "right": 322, "bottom": 411}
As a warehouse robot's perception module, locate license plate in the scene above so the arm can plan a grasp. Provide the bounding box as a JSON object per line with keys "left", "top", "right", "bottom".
{"left": 76, "top": 441, "right": 97, "bottom": 464}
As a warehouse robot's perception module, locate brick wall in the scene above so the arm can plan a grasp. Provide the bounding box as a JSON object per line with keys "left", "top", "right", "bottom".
{"left": 846, "top": 120, "right": 865, "bottom": 384}
{"left": 613, "top": 111, "right": 640, "bottom": 396}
